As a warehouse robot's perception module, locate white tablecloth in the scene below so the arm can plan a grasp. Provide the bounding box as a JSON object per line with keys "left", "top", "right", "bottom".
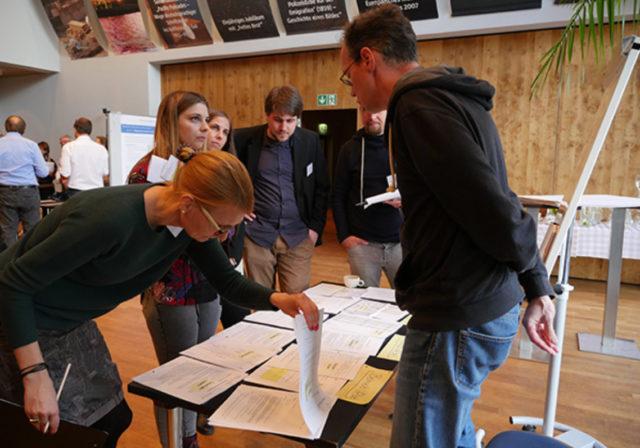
{"left": 537, "top": 221, "right": 640, "bottom": 260}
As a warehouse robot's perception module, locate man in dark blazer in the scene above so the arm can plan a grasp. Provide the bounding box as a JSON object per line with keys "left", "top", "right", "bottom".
{"left": 234, "top": 85, "right": 330, "bottom": 293}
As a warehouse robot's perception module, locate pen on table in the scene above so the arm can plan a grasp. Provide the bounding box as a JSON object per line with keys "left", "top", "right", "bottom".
{"left": 44, "top": 363, "right": 71, "bottom": 434}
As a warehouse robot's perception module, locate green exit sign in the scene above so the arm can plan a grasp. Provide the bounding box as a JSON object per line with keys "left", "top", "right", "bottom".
{"left": 317, "top": 94, "right": 337, "bottom": 106}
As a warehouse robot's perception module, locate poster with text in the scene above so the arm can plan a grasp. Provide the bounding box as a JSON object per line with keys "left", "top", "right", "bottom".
{"left": 356, "top": 0, "right": 438, "bottom": 21}
{"left": 276, "top": 0, "right": 348, "bottom": 35}
{"left": 91, "top": 0, "right": 157, "bottom": 54}
{"left": 207, "top": 0, "right": 279, "bottom": 42}
{"left": 145, "top": 0, "right": 212, "bottom": 48}
{"left": 41, "top": 0, "right": 107, "bottom": 59}
{"left": 451, "top": 0, "right": 541, "bottom": 16}
{"left": 108, "top": 112, "right": 156, "bottom": 186}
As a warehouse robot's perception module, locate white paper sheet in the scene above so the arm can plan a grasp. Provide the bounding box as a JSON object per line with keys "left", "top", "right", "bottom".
{"left": 370, "top": 303, "right": 410, "bottom": 323}
{"left": 212, "top": 321, "right": 295, "bottom": 349}
{"left": 181, "top": 340, "right": 280, "bottom": 372}
{"left": 180, "top": 321, "right": 294, "bottom": 372}
{"left": 132, "top": 356, "right": 246, "bottom": 404}
{"left": 323, "top": 313, "right": 403, "bottom": 339}
{"left": 304, "top": 283, "right": 344, "bottom": 297}
{"left": 362, "top": 189, "right": 401, "bottom": 209}
{"left": 209, "top": 385, "right": 318, "bottom": 439}
{"left": 305, "top": 283, "right": 366, "bottom": 299}
{"left": 322, "top": 330, "right": 386, "bottom": 356}
{"left": 269, "top": 344, "right": 367, "bottom": 380}
{"left": 244, "top": 310, "right": 296, "bottom": 329}
{"left": 308, "top": 295, "right": 357, "bottom": 315}
{"left": 294, "top": 311, "right": 335, "bottom": 438}
{"left": 361, "top": 287, "right": 396, "bottom": 303}
{"left": 244, "top": 363, "right": 346, "bottom": 395}
{"left": 342, "top": 299, "right": 388, "bottom": 317}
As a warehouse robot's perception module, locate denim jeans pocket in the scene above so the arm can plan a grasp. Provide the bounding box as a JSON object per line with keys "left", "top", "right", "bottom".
{"left": 456, "top": 304, "right": 520, "bottom": 389}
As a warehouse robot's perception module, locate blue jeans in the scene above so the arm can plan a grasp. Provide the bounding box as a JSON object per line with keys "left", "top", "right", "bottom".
{"left": 391, "top": 303, "right": 521, "bottom": 448}
{"left": 346, "top": 241, "right": 402, "bottom": 288}
{"left": 142, "top": 293, "right": 221, "bottom": 445}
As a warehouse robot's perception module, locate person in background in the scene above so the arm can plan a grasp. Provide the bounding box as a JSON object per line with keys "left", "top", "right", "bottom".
{"left": 0, "top": 116, "right": 49, "bottom": 249}
{"left": 341, "top": 5, "right": 558, "bottom": 447}
{"left": 59, "top": 134, "right": 72, "bottom": 149}
{"left": 58, "top": 118, "right": 109, "bottom": 197}
{"left": 332, "top": 104, "right": 403, "bottom": 288}
{"left": 207, "top": 110, "right": 253, "bottom": 333}
{"left": 95, "top": 135, "right": 108, "bottom": 151}
{"left": 0, "top": 144, "right": 319, "bottom": 448}
{"left": 37, "top": 141, "right": 58, "bottom": 200}
{"left": 127, "top": 93, "right": 231, "bottom": 447}
{"left": 235, "top": 85, "right": 330, "bottom": 293}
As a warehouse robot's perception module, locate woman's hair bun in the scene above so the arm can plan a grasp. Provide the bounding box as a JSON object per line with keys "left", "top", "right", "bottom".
{"left": 177, "top": 145, "right": 196, "bottom": 163}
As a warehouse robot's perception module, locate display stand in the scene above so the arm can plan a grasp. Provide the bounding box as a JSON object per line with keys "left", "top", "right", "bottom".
{"left": 506, "top": 35, "right": 639, "bottom": 447}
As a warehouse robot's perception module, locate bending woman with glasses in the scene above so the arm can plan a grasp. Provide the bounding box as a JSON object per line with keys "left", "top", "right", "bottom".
{"left": 127, "top": 92, "right": 244, "bottom": 447}
{"left": 0, "top": 92, "right": 318, "bottom": 448}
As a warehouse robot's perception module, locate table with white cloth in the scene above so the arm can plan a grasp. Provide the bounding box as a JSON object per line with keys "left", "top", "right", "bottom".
{"left": 520, "top": 194, "right": 640, "bottom": 360}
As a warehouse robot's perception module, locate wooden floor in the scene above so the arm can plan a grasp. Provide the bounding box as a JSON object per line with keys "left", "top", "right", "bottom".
{"left": 97, "top": 222, "right": 640, "bottom": 448}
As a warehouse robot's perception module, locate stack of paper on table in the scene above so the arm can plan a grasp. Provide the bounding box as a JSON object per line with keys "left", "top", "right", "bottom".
{"left": 180, "top": 322, "right": 294, "bottom": 372}
{"left": 244, "top": 309, "right": 330, "bottom": 330}
{"left": 211, "top": 311, "right": 336, "bottom": 439}
{"left": 361, "top": 286, "right": 396, "bottom": 303}
{"left": 323, "top": 313, "right": 403, "bottom": 339}
{"left": 132, "top": 356, "right": 246, "bottom": 404}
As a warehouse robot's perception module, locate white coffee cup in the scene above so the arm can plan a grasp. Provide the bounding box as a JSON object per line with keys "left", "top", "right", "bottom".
{"left": 344, "top": 275, "right": 364, "bottom": 288}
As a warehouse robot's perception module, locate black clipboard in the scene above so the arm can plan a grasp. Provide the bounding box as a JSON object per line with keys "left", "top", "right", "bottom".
{"left": 0, "top": 399, "right": 108, "bottom": 448}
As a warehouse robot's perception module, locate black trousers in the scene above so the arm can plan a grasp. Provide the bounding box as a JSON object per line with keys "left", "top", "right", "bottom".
{"left": 90, "top": 399, "right": 132, "bottom": 448}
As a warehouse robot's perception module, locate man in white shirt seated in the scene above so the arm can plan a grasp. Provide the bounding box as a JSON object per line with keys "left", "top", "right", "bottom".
{"left": 59, "top": 118, "right": 109, "bottom": 197}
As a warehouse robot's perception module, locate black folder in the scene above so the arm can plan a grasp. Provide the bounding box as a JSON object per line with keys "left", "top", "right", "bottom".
{"left": 0, "top": 399, "right": 107, "bottom": 448}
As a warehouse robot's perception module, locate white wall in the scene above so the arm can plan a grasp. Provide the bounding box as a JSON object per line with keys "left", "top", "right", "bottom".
{"left": 0, "top": 0, "right": 59, "bottom": 73}
{"left": 0, "top": 0, "right": 579, "bottom": 160}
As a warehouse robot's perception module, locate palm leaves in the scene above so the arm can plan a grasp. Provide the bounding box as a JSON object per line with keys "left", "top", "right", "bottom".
{"left": 531, "top": 0, "right": 640, "bottom": 97}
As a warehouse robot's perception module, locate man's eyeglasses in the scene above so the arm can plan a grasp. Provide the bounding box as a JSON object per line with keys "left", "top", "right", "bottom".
{"left": 339, "top": 58, "right": 359, "bottom": 87}
{"left": 198, "top": 202, "right": 233, "bottom": 237}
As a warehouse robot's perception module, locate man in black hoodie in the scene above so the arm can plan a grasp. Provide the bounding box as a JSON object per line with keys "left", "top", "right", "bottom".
{"left": 341, "top": 5, "right": 559, "bottom": 447}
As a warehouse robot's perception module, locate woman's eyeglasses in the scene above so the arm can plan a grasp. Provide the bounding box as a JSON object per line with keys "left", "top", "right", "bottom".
{"left": 198, "top": 202, "right": 233, "bottom": 237}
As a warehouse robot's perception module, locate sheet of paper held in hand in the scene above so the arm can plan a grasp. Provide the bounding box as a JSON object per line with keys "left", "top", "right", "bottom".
{"left": 360, "top": 189, "right": 401, "bottom": 209}
{"left": 147, "top": 154, "right": 179, "bottom": 182}
{"left": 180, "top": 322, "right": 294, "bottom": 372}
{"left": 293, "top": 309, "right": 338, "bottom": 438}
{"left": 210, "top": 309, "right": 336, "bottom": 439}
{"left": 337, "top": 364, "right": 394, "bottom": 405}
{"left": 132, "top": 356, "right": 246, "bottom": 404}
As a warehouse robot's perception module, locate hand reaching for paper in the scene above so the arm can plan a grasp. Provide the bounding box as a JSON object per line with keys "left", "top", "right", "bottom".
{"left": 270, "top": 292, "right": 319, "bottom": 331}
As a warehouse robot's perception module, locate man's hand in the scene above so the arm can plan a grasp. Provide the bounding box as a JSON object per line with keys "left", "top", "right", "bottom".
{"left": 384, "top": 197, "right": 402, "bottom": 208}
{"left": 341, "top": 235, "right": 368, "bottom": 250}
{"left": 270, "top": 292, "right": 319, "bottom": 330}
{"left": 308, "top": 229, "right": 319, "bottom": 244}
{"left": 523, "top": 295, "right": 559, "bottom": 355}
{"left": 244, "top": 212, "right": 256, "bottom": 223}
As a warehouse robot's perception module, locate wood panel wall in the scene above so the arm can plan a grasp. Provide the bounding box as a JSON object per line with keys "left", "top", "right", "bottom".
{"left": 162, "top": 27, "right": 639, "bottom": 283}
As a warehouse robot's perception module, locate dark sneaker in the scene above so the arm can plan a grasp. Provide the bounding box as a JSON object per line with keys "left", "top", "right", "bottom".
{"left": 196, "top": 413, "right": 214, "bottom": 436}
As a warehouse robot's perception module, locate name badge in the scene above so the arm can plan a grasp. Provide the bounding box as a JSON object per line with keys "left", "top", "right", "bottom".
{"left": 306, "top": 162, "right": 313, "bottom": 177}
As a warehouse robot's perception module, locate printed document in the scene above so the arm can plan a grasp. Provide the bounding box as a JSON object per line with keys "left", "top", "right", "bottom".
{"left": 294, "top": 311, "right": 336, "bottom": 437}
{"left": 132, "top": 356, "right": 246, "bottom": 404}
